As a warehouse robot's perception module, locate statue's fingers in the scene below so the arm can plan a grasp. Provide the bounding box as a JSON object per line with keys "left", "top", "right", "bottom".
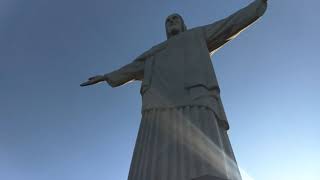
{"left": 80, "top": 81, "right": 92, "bottom": 87}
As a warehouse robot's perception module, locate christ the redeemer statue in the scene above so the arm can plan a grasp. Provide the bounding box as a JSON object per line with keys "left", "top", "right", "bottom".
{"left": 81, "top": 0, "right": 267, "bottom": 179}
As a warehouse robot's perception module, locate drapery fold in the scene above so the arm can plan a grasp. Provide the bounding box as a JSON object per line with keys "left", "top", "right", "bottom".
{"left": 128, "top": 106, "right": 241, "bottom": 180}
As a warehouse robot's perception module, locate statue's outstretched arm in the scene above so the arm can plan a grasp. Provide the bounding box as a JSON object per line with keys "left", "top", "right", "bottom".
{"left": 203, "top": 0, "right": 267, "bottom": 53}
{"left": 80, "top": 53, "right": 147, "bottom": 87}
{"left": 80, "top": 40, "right": 167, "bottom": 88}
{"left": 104, "top": 57, "right": 145, "bottom": 87}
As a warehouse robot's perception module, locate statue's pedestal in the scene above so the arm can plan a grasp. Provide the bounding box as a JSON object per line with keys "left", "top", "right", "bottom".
{"left": 192, "top": 175, "right": 228, "bottom": 180}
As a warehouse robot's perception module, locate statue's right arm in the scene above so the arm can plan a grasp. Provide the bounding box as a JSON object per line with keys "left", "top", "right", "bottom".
{"left": 80, "top": 53, "right": 147, "bottom": 87}
{"left": 103, "top": 41, "right": 167, "bottom": 87}
{"left": 81, "top": 42, "right": 166, "bottom": 87}
{"left": 103, "top": 56, "right": 146, "bottom": 87}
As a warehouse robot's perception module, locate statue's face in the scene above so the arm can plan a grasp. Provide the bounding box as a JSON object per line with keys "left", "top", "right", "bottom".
{"left": 166, "top": 14, "right": 183, "bottom": 36}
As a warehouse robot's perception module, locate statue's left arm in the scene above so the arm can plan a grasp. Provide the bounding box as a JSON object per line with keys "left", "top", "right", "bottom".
{"left": 103, "top": 56, "right": 146, "bottom": 87}
{"left": 203, "top": 0, "right": 267, "bottom": 53}
{"left": 80, "top": 44, "right": 163, "bottom": 87}
{"left": 80, "top": 52, "right": 149, "bottom": 87}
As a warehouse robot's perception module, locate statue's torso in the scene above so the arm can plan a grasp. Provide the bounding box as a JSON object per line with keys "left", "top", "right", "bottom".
{"left": 141, "top": 28, "right": 221, "bottom": 112}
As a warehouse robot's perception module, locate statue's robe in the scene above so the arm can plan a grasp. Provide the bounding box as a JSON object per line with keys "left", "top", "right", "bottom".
{"left": 106, "top": 1, "right": 267, "bottom": 179}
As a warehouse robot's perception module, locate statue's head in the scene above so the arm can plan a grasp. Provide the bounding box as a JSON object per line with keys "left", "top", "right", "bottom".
{"left": 165, "top": 13, "right": 187, "bottom": 39}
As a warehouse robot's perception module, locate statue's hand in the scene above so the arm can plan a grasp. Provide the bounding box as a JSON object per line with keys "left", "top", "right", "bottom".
{"left": 80, "top": 75, "right": 105, "bottom": 87}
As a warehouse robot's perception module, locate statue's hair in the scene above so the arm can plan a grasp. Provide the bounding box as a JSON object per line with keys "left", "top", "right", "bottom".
{"left": 165, "top": 13, "right": 187, "bottom": 39}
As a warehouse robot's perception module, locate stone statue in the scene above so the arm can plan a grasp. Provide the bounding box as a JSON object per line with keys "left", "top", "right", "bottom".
{"left": 81, "top": 0, "right": 267, "bottom": 179}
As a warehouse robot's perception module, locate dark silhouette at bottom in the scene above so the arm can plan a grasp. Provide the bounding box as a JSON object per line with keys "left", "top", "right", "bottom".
{"left": 192, "top": 174, "right": 228, "bottom": 180}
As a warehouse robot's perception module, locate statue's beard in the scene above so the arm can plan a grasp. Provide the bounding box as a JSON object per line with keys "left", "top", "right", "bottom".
{"left": 169, "top": 28, "right": 181, "bottom": 36}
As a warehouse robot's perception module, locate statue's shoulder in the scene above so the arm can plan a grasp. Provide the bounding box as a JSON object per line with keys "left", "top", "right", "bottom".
{"left": 150, "top": 41, "right": 168, "bottom": 53}
{"left": 187, "top": 26, "right": 206, "bottom": 37}
{"left": 188, "top": 26, "right": 203, "bottom": 32}
{"left": 135, "top": 41, "right": 168, "bottom": 61}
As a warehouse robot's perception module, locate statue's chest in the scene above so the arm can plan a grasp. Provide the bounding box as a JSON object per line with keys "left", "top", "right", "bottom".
{"left": 159, "top": 32, "right": 202, "bottom": 63}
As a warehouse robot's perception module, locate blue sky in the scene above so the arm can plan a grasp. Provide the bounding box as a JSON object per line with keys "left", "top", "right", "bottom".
{"left": 0, "top": 0, "right": 319, "bottom": 179}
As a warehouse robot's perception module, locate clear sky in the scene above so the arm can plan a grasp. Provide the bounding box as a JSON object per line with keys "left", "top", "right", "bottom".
{"left": 0, "top": 0, "right": 319, "bottom": 180}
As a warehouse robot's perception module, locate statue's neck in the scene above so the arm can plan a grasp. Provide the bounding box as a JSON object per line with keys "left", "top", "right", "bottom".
{"left": 168, "top": 31, "right": 181, "bottom": 39}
